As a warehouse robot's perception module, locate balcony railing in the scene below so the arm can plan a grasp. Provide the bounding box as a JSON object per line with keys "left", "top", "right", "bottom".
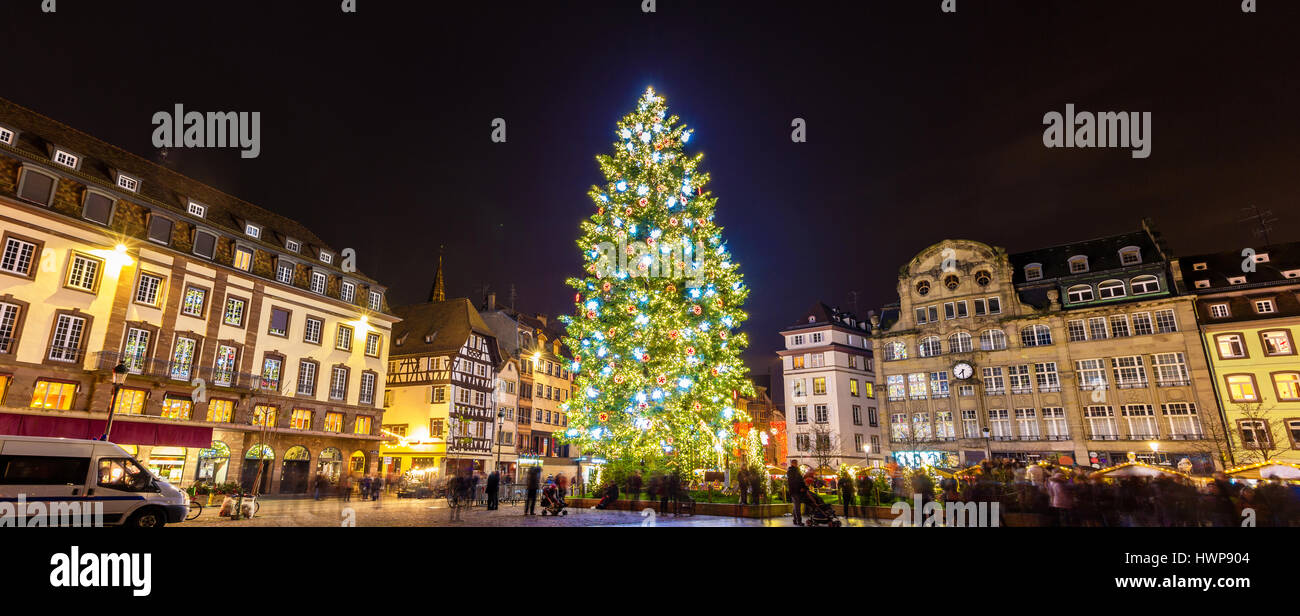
{"left": 1157, "top": 379, "right": 1192, "bottom": 387}
{"left": 48, "top": 345, "right": 85, "bottom": 363}
{"left": 94, "top": 351, "right": 266, "bottom": 391}
{"left": 1168, "top": 433, "right": 1205, "bottom": 440}
{"left": 1088, "top": 433, "right": 1120, "bottom": 441}
{"left": 1117, "top": 381, "right": 1149, "bottom": 390}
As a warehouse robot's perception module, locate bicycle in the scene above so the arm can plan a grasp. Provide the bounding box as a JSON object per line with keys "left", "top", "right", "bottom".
{"left": 185, "top": 498, "right": 203, "bottom": 521}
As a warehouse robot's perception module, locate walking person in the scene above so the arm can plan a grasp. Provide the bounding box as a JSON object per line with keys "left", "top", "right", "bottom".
{"left": 372, "top": 474, "right": 383, "bottom": 502}
{"left": 524, "top": 466, "right": 541, "bottom": 516}
{"left": 486, "top": 470, "right": 500, "bottom": 511}
{"left": 556, "top": 472, "right": 569, "bottom": 502}
{"left": 627, "top": 471, "right": 643, "bottom": 507}
{"left": 787, "top": 460, "right": 805, "bottom": 526}
{"left": 840, "top": 473, "right": 856, "bottom": 518}
{"left": 340, "top": 474, "right": 352, "bottom": 502}
{"left": 359, "top": 474, "right": 371, "bottom": 501}
{"left": 737, "top": 467, "right": 750, "bottom": 506}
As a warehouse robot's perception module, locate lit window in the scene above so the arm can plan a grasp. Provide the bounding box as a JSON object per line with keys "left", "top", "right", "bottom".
{"left": 233, "top": 247, "right": 253, "bottom": 272}
{"left": 160, "top": 396, "right": 193, "bottom": 420}
{"left": 1225, "top": 374, "right": 1258, "bottom": 402}
{"left": 261, "top": 358, "right": 282, "bottom": 391}
{"left": 354, "top": 415, "right": 372, "bottom": 435}
{"left": 1216, "top": 334, "right": 1247, "bottom": 359}
{"left": 53, "top": 149, "right": 79, "bottom": 169}
{"left": 116, "top": 174, "right": 139, "bottom": 192}
{"left": 291, "top": 409, "right": 313, "bottom": 430}
{"left": 66, "top": 254, "right": 102, "bottom": 292}
{"left": 223, "top": 297, "right": 246, "bottom": 326}
{"left": 30, "top": 380, "right": 76, "bottom": 410}
{"left": 1, "top": 237, "right": 38, "bottom": 276}
{"left": 113, "top": 388, "right": 145, "bottom": 415}
{"left": 245, "top": 223, "right": 261, "bottom": 239}
{"left": 135, "top": 272, "right": 164, "bottom": 306}
{"left": 206, "top": 399, "right": 234, "bottom": 422}
{"left": 170, "top": 336, "right": 197, "bottom": 381}
{"left": 310, "top": 271, "right": 327, "bottom": 295}
{"left": 1272, "top": 373, "right": 1300, "bottom": 401}
{"left": 1261, "top": 330, "right": 1294, "bottom": 356}
{"left": 325, "top": 412, "right": 344, "bottom": 432}
{"left": 181, "top": 287, "right": 207, "bottom": 317}
{"left": 252, "top": 404, "right": 278, "bottom": 427}
{"left": 187, "top": 202, "right": 207, "bottom": 218}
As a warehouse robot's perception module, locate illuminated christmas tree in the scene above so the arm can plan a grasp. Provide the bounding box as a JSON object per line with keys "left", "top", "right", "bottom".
{"left": 560, "top": 87, "right": 753, "bottom": 472}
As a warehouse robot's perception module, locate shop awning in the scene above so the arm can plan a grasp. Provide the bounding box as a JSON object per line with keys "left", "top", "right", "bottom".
{"left": 0, "top": 413, "right": 213, "bottom": 448}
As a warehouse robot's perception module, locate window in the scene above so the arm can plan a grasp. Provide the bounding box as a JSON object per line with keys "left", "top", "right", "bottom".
{"left": 958, "top": 384, "right": 974, "bottom": 396}
{"left": 1130, "top": 275, "right": 1160, "bottom": 294}
{"left": 65, "top": 253, "right": 102, "bottom": 292}
{"left": 1076, "top": 359, "right": 1107, "bottom": 390}
{"left": 233, "top": 247, "right": 253, "bottom": 272}
{"left": 1068, "top": 256, "right": 1089, "bottom": 273}
{"left": 907, "top": 373, "right": 927, "bottom": 399}
{"left": 341, "top": 282, "right": 356, "bottom": 304}
{"left": 915, "top": 280, "right": 930, "bottom": 296}
{"left": 291, "top": 409, "right": 313, "bottom": 430}
{"left": 1109, "top": 314, "right": 1130, "bottom": 338}
{"left": 181, "top": 286, "right": 207, "bottom": 317}
{"left": 1043, "top": 408, "right": 1068, "bottom": 439}
{"left": 53, "top": 149, "right": 79, "bottom": 169}
{"left": 1119, "top": 247, "right": 1142, "bottom": 265}
{"left": 115, "top": 173, "right": 139, "bottom": 192}
{"left": 794, "top": 405, "right": 807, "bottom": 423}
{"left": 0, "top": 126, "right": 12, "bottom": 145}
{"left": 160, "top": 396, "right": 192, "bottom": 420}
{"left": 948, "top": 332, "right": 972, "bottom": 353}
{"left": 82, "top": 192, "right": 113, "bottom": 224}
{"left": 213, "top": 345, "right": 237, "bottom": 386}
{"left": 886, "top": 375, "right": 905, "bottom": 401}
{"left": 30, "top": 380, "right": 76, "bottom": 410}
{"left": 1111, "top": 356, "right": 1147, "bottom": 388}
{"left": 930, "top": 371, "right": 950, "bottom": 397}
{"left": 852, "top": 405, "right": 862, "bottom": 425}
{"left": 790, "top": 334, "right": 805, "bottom": 346}
{"left": 268, "top": 307, "right": 290, "bottom": 337}
{"left": 986, "top": 297, "right": 1001, "bottom": 314}
{"left": 1256, "top": 299, "right": 1277, "bottom": 314}
{"left": 96, "top": 458, "right": 151, "bottom": 492}
{"left": 1289, "top": 419, "right": 1300, "bottom": 448}
{"left": 868, "top": 407, "right": 879, "bottom": 427}
{"left": 1024, "top": 264, "right": 1043, "bottom": 281}
{"left": 988, "top": 409, "right": 1011, "bottom": 438}
{"left": 186, "top": 201, "right": 207, "bottom": 218}
{"left": 249, "top": 405, "right": 277, "bottom": 427}
{"left": 135, "top": 272, "right": 164, "bottom": 306}
{"left": 261, "top": 357, "right": 282, "bottom": 391}
{"left": 1239, "top": 420, "right": 1271, "bottom": 449}
{"left": 912, "top": 413, "right": 932, "bottom": 439}
{"left": 1034, "top": 362, "right": 1060, "bottom": 392}
{"left": 320, "top": 251, "right": 333, "bottom": 265}
{"left": 1154, "top": 309, "right": 1178, "bottom": 333}
{"left": 369, "top": 291, "right": 383, "bottom": 311}
{"left": 170, "top": 336, "right": 197, "bottom": 381}
{"left": 1209, "top": 304, "right": 1231, "bottom": 319}
{"left": 962, "top": 410, "right": 980, "bottom": 438}
{"left": 207, "top": 399, "right": 234, "bottom": 422}
{"left": 811, "top": 377, "right": 826, "bottom": 395}
{"left": 864, "top": 381, "right": 874, "bottom": 399}
{"left": 1015, "top": 409, "right": 1039, "bottom": 439}
{"left": 244, "top": 223, "right": 261, "bottom": 239}
{"left": 982, "top": 367, "right": 1004, "bottom": 394}
{"left": 795, "top": 433, "right": 810, "bottom": 451}
{"left": 275, "top": 261, "right": 294, "bottom": 284}
{"left": 1152, "top": 353, "right": 1190, "bottom": 386}
{"left": 1194, "top": 280, "right": 1211, "bottom": 289}
{"left": 18, "top": 169, "right": 55, "bottom": 205}
{"left": 919, "top": 336, "right": 941, "bottom": 357}
{"left": 1067, "top": 320, "right": 1087, "bottom": 342}
{"left": 1, "top": 237, "right": 38, "bottom": 276}
{"left": 1225, "top": 374, "right": 1258, "bottom": 402}
{"left": 192, "top": 230, "right": 216, "bottom": 259}
{"left": 1066, "top": 284, "right": 1094, "bottom": 303}
{"left": 1216, "top": 334, "right": 1247, "bottom": 359}
{"left": 979, "top": 329, "right": 1007, "bottom": 351}
{"left": 337, "top": 325, "right": 353, "bottom": 351}
{"left": 359, "top": 372, "right": 377, "bottom": 405}
{"left": 1131, "top": 312, "right": 1154, "bottom": 336}
{"left": 355, "top": 416, "right": 373, "bottom": 435}
{"left": 1008, "top": 365, "right": 1032, "bottom": 393}
{"left": 814, "top": 404, "right": 829, "bottom": 423}
{"left": 431, "top": 386, "right": 446, "bottom": 403}
{"left": 113, "top": 388, "right": 144, "bottom": 415}
{"left": 944, "top": 274, "right": 960, "bottom": 290}
{"left": 297, "top": 361, "right": 317, "bottom": 396}
{"left": 365, "top": 333, "right": 381, "bottom": 357}
{"left": 300, "top": 316, "right": 322, "bottom": 344}
{"left": 223, "top": 297, "right": 246, "bottom": 327}
{"left": 330, "top": 366, "right": 349, "bottom": 400}
{"left": 0, "top": 302, "right": 22, "bottom": 353}
{"left": 1260, "top": 330, "right": 1294, "bottom": 356}
{"left": 944, "top": 302, "right": 955, "bottom": 320}
{"left": 792, "top": 355, "right": 804, "bottom": 369}
{"left": 1088, "top": 317, "right": 1109, "bottom": 340}
{"left": 890, "top": 413, "right": 908, "bottom": 441}
{"left": 48, "top": 314, "right": 86, "bottom": 362}
{"left": 1123, "top": 405, "right": 1158, "bottom": 439}
{"left": 1086, "top": 406, "right": 1117, "bottom": 439}
{"left": 1098, "top": 280, "right": 1126, "bottom": 299}
{"left": 1164, "top": 403, "right": 1202, "bottom": 438}
{"left": 849, "top": 379, "right": 859, "bottom": 397}
{"left": 1273, "top": 372, "right": 1300, "bottom": 401}
{"left": 810, "top": 332, "right": 824, "bottom": 344}
{"left": 1020, "top": 324, "right": 1052, "bottom": 347}
{"left": 310, "top": 271, "right": 327, "bottom": 295}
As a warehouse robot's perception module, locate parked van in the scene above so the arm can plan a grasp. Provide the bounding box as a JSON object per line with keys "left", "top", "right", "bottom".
{"left": 0, "top": 435, "right": 188, "bottom": 527}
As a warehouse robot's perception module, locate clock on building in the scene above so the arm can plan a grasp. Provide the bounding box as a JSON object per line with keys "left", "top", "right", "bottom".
{"left": 953, "top": 362, "right": 974, "bottom": 380}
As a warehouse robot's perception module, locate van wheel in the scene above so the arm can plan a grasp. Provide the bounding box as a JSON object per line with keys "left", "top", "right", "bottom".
{"left": 126, "top": 507, "right": 166, "bottom": 528}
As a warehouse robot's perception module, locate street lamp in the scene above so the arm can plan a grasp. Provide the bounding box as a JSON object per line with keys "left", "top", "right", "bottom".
{"left": 1148, "top": 440, "right": 1160, "bottom": 465}
{"left": 495, "top": 409, "right": 505, "bottom": 472}
{"left": 100, "top": 362, "right": 129, "bottom": 441}
{"left": 982, "top": 426, "right": 992, "bottom": 463}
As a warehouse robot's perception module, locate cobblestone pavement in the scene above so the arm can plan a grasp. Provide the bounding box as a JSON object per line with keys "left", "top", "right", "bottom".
{"left": 179, "top": 495, "right": 888, "bottom": 527}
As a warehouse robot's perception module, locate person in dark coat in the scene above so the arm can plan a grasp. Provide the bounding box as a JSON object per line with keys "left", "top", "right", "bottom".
{"left": 486, "top": 470, "right": 500, "bottom": 510}
{"left": 840, "top": 474, "right": 856, "bottom": 518}
{"left": 666, "top": 471, "right": 682, "bottom": 515}
{"left": 737, "top": 467, "right": 750, "bottom": 505}
{"left": 627, "top": 471, "right": 643, "bottom": 506}
{"left": 524, "top": 466, "right": 541, "bottom": 515}
{"left": 787, "top": 460, "right": 805, "bottom": 525}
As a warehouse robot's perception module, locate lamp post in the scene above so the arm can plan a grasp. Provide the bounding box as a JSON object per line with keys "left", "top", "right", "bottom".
{"left": 1148, "top": 441, "right": 1160, "bottom": 465}
{"left": 100, "top": 362, "right": 129, "bottom": 441}
{"left": 982, "top": 426, "right": 992, "bottom": 463}
{"left": 494, "top": 409, "right": 505, "bottom": 472}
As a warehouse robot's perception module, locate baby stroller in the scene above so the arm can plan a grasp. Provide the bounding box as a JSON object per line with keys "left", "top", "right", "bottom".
{"left": 594, "top": 483, "right": 619, "bottom": 510}
{"left": 540, "top": 484, "right": 568, "bottom": 516}
{"left": 802, "top": 491, "right": 841, "bottom": 527}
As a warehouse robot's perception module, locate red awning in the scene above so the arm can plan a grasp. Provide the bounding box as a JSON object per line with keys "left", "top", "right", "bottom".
{"left": 0, "top": 413, "right": 213, "bottom": 448}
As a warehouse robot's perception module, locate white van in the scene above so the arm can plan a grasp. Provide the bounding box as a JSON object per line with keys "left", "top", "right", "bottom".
{"left": 0, "top": 435, "right": 188, "bottom": 527}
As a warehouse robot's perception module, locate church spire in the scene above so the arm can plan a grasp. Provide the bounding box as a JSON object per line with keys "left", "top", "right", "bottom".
{"left": 429, "top": 245, "right": 446, "bottom": 303}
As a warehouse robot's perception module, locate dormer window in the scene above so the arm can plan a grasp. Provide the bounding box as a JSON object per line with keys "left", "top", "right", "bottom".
{"left": 1228, "top": 276, "right": 1247, "bottom": 285}
{"left": 1254, "top": 253, "right": 1270, "bottom": 263}
{"left": 53, "top": 148, "right": 80, "bottom": 169}
{"left": 115, "top": 173, "right": 139, "bottom": 193}
{"left": 1283, "top": 269, "right": 1300, "bottom": 279}
{"left": 245, "top": 223, "right": 262, "bottom": 239}
{"left": 1024, "top": 263, "right": 1043, "bottom": 281}
{"left": 1067, "top": 256, "right": 1089, "bottom": 274}
{"left": 808, "top": 316, "right": 816, "bottom": 323}
{"left": 1194, "top": 280, "right": 1211, "bottom": 289}
{"left": 1209, "top": 304, "right": 1230, "bottom": 318}
{"left": 320, "top": 251, "right": 333, "bottom": 265}
{"left": 1118, "top": 246, "right": 1142, "bottom": 265}
{"left": 1255, "top": 299, "right": 1277, "bottom": 314}
{"left": 1192, "top": 262, "right": 1208, "bottom": 271}
{"left": 0, "top": 126, "right": 13, "bottom": 145}
{"left": 369, "top": 291, "right": 383, "bottom": 311}
{"left": 286, "top": 239, "right": 300, "bottom": 253}
{"left": 187, "top": 201, "right": 207, "bottom": 218}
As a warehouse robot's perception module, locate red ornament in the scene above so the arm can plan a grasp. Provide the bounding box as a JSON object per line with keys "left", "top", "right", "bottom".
{"left": 656, "top": 184, "right": 666, "bottom": 193}
{"left": 624, "top": 207, "right": 633, "bottom": 217}
{"left": 598, "top": 413, "right": 608, "bottom": 422}
{"left": 668, "top": 330, "right": 679, "bottom": 340}
{"left": 598, "top": 207, "right": 605, "bottom": 215}
{"left": 711, "top": 367, "right": 720, "bottom": 377}
{"left": 691, "top": 403, "right": 701, "bottom": 411}
{"left": 669, "top": 217, "right": 679, "bottom": 226}
{"left": 641, "top": 353, "right": 650, "bottom": 362}
{"left": 614, "top": 374, "right": 625, "bottom": 384}
{"left": 666, "top": 284, "right": 676, "bottom": 294}
{"left": 626, "top": 305, "right": 636, "bottom": 314}
{"left": 719, "top": 331, "right": 727, "bottom": 340}
{"left": 691, "top": 305, "right": 702, "bottom": 315}
{"left": 697, "top": 218, "right": 707, "bottom": 226}
{"left": 586, "top": 310, "right": 597, "bottom": 319}
{"left": 656, "top": 374, "right": 667, "bottom": 385}
{"left": 602, "top": 281, "right": 611, "bottom": 292}
{"left": 607, "top": 327, "right": 617, "bottom": 337}
{"left": 638, "top": 197, "right": 648, "bottom": 207}
{"left": 716, "top": 298, "right": 724, "bottom": 308}
{"left": 686, "top": 346, "right": 695, "bottom": 355}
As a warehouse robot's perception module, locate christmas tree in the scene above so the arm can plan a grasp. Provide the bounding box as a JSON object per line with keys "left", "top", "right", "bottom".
{"left": 560, "top": 87, "right": 753, "bottom": 472}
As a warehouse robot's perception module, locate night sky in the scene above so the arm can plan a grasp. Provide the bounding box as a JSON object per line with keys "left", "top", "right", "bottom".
{"left": 3, "top": 0, "right": 1297, "bottom": 372}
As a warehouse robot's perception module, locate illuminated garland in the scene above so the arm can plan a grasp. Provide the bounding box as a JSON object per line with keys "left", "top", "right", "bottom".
{"left": 559, "top": 87, "right": 754, "bottom": 470}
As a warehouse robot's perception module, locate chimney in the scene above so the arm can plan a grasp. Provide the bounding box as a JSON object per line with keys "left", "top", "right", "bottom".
{"left": 535, "top": 313, "right": 548, "bottom": 326}
{"left": 487, "top": 292, "right": 496, "bottom": 311}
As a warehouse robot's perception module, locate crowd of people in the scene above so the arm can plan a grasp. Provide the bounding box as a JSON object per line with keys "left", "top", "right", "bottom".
{"left": 312, "top": 472, "right": 391, "bottom": 501}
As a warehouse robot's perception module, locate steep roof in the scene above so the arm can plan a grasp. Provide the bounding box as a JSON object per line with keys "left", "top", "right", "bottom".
{"left": 1008, "top": 230, "right": 1160, "bottom": 283}
{"left": 390, "top": 298, "right": 499, "bottom": 358}
{"left": 0, "top": 97, "right": 380, "bottom": 285}
{"left": 783, "top": 302, "right": 873, "bottom": 333}
{"left": 1180, "top": 241, "right": 1300, "bottom": 292}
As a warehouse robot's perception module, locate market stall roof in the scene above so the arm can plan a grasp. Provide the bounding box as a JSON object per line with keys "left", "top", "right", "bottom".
{"left": 1094, "top": 461, "right": 1194, "bottom": 480}
{"left": 1224, "top": 461, "right": 1300, "bottom": 480}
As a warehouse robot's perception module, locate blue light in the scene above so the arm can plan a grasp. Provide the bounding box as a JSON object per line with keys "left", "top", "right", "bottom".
{"left": 598, "top": 194, "right": 609, "bottom": 203}
{"left": 690, "top": 289, "right": 701, "bottom": 299}
{"left": 682, "top": 130, "right": 692, "bottom": 142}
{"left": 615, "top": 180, "right": 628, "bottom": 192}
{"left": 620, "top": 128, "right": 632, "bottom": 139}
{"left": 678, "top": 378, "right": 692, "bottom": 389}
{"left": 625, "top": 142, "right": 635, "bottom": 153}
{"left": 723, "top": 407, "right": 734, "bottom": 420}
{"left": 652, "top": 388, "right": 664, "bottom": 400}
{"left": 597, "top": 347, "right": 608, "bottom": 358}
{"left": 652, "top": 152, "right": 661, "bottom": 163}
{"left": 585, "top": 300, "right": 599, "bottom": 310}
{"left": 666, "top": 197, "right": 677, "bottom": 209}
{"left": 586, "top": 387, "right": 598, "bottom": 399}
{"left": 637, "top": 184, "right": 649, "bottom": 196}
{"left": 640, "top": 131, "right": 651, "bottom": 143}
{"left": 682, "top": 182, "right": 692, "bottom": 195}
{"left": 635, "top": 391, "right": 647, "bottom": 403}
{"left": 566, "top": 428, "right": 581, "bottom": 437}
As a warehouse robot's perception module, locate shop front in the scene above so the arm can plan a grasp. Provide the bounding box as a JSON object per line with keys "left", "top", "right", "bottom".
{"left": 197, "top": 441, "right": 231, "bottom": 485}
{"left": 280, "top": 446, "right": 312, "bottom": 494}
{"left": 142, "top": 446, "right": 188, "bottom": 484}
{"left": 317, "top": 447, "right": 343, "bottom": 483}
{"left": 241, "top": 444, "right": 274, "bottom": 494}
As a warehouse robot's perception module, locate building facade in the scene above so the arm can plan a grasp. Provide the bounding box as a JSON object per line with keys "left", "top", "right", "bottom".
{"left": 0, "top": 98, "right": 395, "bottom": 494}
{"left": 492, "top": 356, "right": 520, "bottom": 480}
{"left": 873, "top": 224, "right": 1223, "bottom": 472}
{"left": 778, "top": 303, "right": 880, "bottom": 470}
{"left": 381, "top": 298, "right": 501, "bottom": 481}
{"left": 1180, "top": 242, "right": 1300, "bottom": 467}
